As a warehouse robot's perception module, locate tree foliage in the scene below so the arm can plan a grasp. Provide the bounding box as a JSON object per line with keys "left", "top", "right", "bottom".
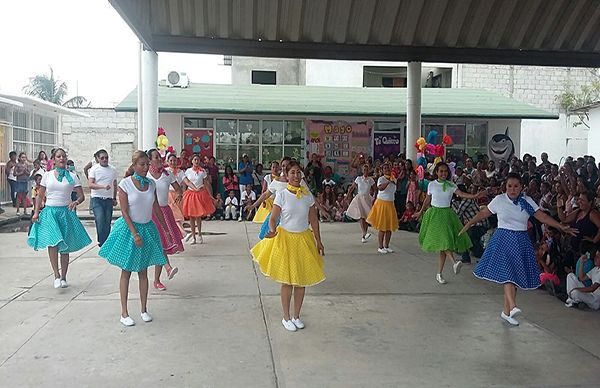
{"left": 555, "top": 69, "right": 600, "bottom": 128}
{"left": 22, "top": 67, "right": 90, "bottom": 108}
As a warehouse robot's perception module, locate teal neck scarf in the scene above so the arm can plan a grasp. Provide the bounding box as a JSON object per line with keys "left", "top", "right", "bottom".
{"left": 55, "top": 167, "right": 74, "bottom": 184}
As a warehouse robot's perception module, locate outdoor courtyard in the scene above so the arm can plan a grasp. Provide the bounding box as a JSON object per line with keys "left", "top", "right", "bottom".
{"left": 1, "top": 221, "right": 600, "bottom": 387}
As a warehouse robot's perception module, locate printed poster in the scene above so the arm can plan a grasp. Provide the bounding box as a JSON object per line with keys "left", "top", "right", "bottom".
{"left": 305, "top": 120, "right": 372, "bottom": 178}
{"left": 373, "top": 132, "right": 401, "bottom": 161}
{"left": 184, "top": 129, "right": 214, "bottom": 159}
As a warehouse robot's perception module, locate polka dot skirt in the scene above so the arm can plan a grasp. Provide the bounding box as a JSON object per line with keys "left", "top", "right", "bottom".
{"left": 474, "top": 228, "right": 541, "bottom": 290}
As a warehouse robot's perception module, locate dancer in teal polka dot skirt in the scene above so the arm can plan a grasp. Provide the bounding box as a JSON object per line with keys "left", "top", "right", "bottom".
{"left": 28, "top": 148, "right": 91, "bottom": 289}
{"left": 99, "top": 151, "right": 167, "bottom": 327}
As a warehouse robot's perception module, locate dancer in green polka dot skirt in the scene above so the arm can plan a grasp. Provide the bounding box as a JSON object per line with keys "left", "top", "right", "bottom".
{"left": 28, "top": 148, "right": 92, "bottom": 289}
{"left": 99, "top": 151, "right": 167, "bottom": 327}
{"left": 414, "top": 162, "right": 486, "bottom": 285}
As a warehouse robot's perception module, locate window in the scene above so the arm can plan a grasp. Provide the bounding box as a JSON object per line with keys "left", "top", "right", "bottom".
{"left": 445, "top": 124, "right": 466, "bottom": 162}
{"left": 252, "top": 70, "right": 276, "bottom": 85}
{"left": 184, "top": 118, "right": 211, "bottom": 128}
{"left": 214, "top": 119, "right": 305, "bottom": 170}
{"left": 466, "top": 123, "right": 488, "bottom": 158}
{"left": 381, "top": 77, "right": 406, "bottom": 87}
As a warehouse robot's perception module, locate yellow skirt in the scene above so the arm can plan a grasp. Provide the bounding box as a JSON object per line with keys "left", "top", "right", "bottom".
{"left": 366, "top": 199, "right": 398, "bottom": 231}
{"left": 253, "top": 197, "right": 274, "bottom": 223}
{"left": 251, "top": 227, "right": 325, "bottom": 287}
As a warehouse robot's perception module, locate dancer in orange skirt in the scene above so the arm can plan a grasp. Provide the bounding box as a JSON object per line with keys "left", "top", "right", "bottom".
{"left": 182, "top": 154, "right": 216, "bottom": 244}
{"left": 166, "top": 153, "right": 187, "bottom": 238}
{"left": 367, "top": 163, "right": 399, "bottom": 254}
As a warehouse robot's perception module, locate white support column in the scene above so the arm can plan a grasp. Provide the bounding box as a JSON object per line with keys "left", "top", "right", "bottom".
{"left": 140, "top": 46, "right": 158, "bottom": 151}
{"left": 137, "top": 42, "right": 144, "bottom": 150}
{"left": 406, "top": 61, "right": 422, "bottom": 160}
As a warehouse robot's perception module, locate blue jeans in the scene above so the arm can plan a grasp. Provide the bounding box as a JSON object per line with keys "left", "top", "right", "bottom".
{"left": 8, "top": 180, "right": 17, "bottom": 205}
{"left": 91, "top": 197, "right": 113, "bottom": 246}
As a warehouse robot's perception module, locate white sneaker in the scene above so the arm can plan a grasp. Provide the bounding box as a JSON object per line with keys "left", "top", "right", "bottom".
{"left": 500, "top": 311, "right": 519, "bottom": 326}
{"left": 453, "top": 261, "right": 463, "bottom": 275}
{"left": 291, "top": 317, "right": 305, "bottom": 329}
{"left": 282, "top": 318, "right": 297, "bottom": 332}
{"left": 436, "top": 273, "right": 447, "bottom": 284}
{"left": 385, "top": 247, "right": 394, "bottom": 253}
{"left": 509, "top": 307, "right": 522, "bottom": 317}
{"left": 60, "top": 280, "right": 68, "bottom": 288}
{"left": 120, "top": 316, "right": 135, "bottom": 326}
{"left": 377, "top": 248, "right": 388, "bottom": 254}
{"left": 238, "top": 216, "right": 243, "bottom": 222}
{"left": 141, "top": 312, "right": 153, "bottom": 322}
{"left": 363, "top": 232, "right": 372, "bottom": 240}
{"left": 53, "top": 278, "right": 61, "bottom": 289}
{"left": 361, "top": 237, "right": 367, "bottom": 243}
{"left": 565, "top": 298, "right": 576, "bottom": 308}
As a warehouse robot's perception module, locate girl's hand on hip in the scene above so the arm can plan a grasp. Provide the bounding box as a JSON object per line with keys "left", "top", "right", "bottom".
{"left": 133, "top": 234, "right": 143, "bottom": 247}
{"left": 265, "top": 230, "right": 278, "bottom": 238}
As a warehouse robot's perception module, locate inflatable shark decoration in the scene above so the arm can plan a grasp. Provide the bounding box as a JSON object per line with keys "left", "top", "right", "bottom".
{"left": 488, "top": 127, "right": 515, "bottom": 162}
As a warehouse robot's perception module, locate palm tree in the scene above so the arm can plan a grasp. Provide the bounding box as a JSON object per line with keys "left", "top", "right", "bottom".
{"left": 22, "top": 67, "right": 90, "bottom": 108}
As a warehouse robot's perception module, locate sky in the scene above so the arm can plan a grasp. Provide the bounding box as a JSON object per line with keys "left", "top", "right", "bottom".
{"left": 0, "top": 0, "right": 231, "bottom": 107}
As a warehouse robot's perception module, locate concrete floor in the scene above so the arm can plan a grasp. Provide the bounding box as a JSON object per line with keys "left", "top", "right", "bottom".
{"left": 1, "top": 221, "right": 600, "bottom": 388}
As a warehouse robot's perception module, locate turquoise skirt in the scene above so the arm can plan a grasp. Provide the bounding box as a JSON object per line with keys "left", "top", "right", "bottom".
{"left": 99, "top": 217, "right": 167, "bottom": 272}
{"left": 27, "top": 206, "right": 92, "bottom": 253}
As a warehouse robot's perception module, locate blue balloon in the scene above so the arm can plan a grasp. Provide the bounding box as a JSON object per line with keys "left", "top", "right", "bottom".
{"left": 426, "top": 130, "right": 438, "bottom": 145}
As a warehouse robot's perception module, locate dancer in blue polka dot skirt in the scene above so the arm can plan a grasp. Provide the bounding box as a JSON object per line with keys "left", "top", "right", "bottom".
{"left": 461, "top": 173, "right": 576, "bottom": 326}
{"left": 28, "top": 148, "right": 92, "bottom": 289}
{"left": 99, "top": 151, "right": 167, "bottom": 327}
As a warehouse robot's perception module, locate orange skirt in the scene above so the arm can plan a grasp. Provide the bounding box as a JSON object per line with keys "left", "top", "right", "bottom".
{"left": 182, "top": 189, "right": 216, "bottom": 218}
{"left": 366, "top": 199, "right": 398, "bottom": 232}
{"left": 168, "top": 191, "right": 184, "bottom": 222}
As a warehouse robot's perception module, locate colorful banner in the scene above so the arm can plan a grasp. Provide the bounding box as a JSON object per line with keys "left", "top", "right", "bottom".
{"left": 373, "top": 132, "right": 401, "bottom": 161}
{"left": 184, "top": 129, "right": 214, "bottom": 159}
{"left": 305, "top": 120, "right": 372, "bottom": 178}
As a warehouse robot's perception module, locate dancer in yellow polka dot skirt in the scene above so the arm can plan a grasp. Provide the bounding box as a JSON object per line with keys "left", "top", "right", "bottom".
{"left": 251, "top": 161, "right": 325, "bottom": 332}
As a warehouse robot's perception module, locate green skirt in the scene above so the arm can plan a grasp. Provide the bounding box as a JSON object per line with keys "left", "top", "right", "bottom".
{"left": 418, "top": 206, "right": 472, "bottom": 253}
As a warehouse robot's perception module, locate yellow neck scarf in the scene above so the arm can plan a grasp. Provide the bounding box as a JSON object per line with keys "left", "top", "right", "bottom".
{"left": 384, "top": 174, "right": 396, "bottom": 183}
{"left": 287, "top": 183, "right": 310, "bottom": 199}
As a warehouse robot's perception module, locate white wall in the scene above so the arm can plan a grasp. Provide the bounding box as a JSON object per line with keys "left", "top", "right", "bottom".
{"left": 158, "top": 113, "right": 183, "bottom": 152}
{"left": 588, "top": 106, "right": 600, "bottom": 160}
{"left": 520, "top": 114, "right": 588, "bottom": 163}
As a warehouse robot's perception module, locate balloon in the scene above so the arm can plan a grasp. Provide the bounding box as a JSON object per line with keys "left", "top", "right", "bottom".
{"left": 419, "top": 143, "right": 426, "bottom": 152}
{"left": 417, "top": 156, "right": 427, "bottom": 167}
{"left": 156, "top": 134, "right": 169, "bottom": 150}
{"left": 416, "top": 152, "right": 423, "bottom": 159}
{"left": 426, "top": 130, "right": 438, "bottom": 145}
{"left": 416, "top": 165, "right": 424, "bottom": 180}
{"left": 157, "top": 127, "right": 166, "bottom": 136}
{"left": 434, "top": 157, "right": 443, "bottom": 165}
{"left": 425, "top": 143, "right": 436, "bottom": 155}
{"left": 434, "top": 144, "right": 445, "bottom": 157}
{"left": 448, "top": 161, "right": 456, "bottom": 177}
{"left": 443, "top": 135, "right": 453, "bottom": 145}
{"left": 417, "top": 137, "right": 426, "bottom": 146}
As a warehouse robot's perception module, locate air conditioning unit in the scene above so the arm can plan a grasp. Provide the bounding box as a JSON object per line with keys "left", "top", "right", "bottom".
{"left": 166, "top": 71, "right": 189, "bottom": 88}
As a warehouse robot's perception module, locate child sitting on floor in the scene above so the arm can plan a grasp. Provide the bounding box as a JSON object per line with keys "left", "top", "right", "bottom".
{"left": 399, "top": 201, "right": 418, "bottom": 232}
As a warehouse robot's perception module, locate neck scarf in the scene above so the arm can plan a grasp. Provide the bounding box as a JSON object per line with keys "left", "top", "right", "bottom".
{"left": 133, "top": 172, "right": 151, "bottom": 189}
{"left": 383, "top": 175, "right": 396, "bottom": 183}
{"left": 437, "top": 179, "right": 455, "bottom": 192}
{"left": 55, "top": 167, "right": 74, "bottom": 184}
{"left": 271, "top": 174, "right": 279, "bottom": 181}
{"left": 192, "top": 166, "right": 203, "bottom": 173}
{"left": 150, "top": 164, "right": 168, "bottom": 176}
{"left": 287, "top": 183, "right": 310, "bottom": 199}
{"left": 511, "top": 193, "right": 536, "bottom": 216}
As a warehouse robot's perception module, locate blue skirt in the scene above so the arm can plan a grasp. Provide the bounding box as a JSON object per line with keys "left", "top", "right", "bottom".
{"left": 99, "top": 217, "right": 167, "bottom": 272}
{"left": 473, "top": 228, "right": 540, "bottom": 290}
{"left": 27, "top": 206, "right": 91, "bottom": 253}
{"left": 259, "top": 212, "right": 281, "bottom": 240}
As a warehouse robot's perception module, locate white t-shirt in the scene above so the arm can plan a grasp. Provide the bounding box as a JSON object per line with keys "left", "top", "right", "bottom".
{"left": 40, "top": 171, "right": 81, "bottom": 207}
{"left": 185, "top": 168, "right": 207, "bottom": 188}
{"left": 274, "top": 189, "right": 315, "bottom": 233}
{"left": 427, "top": 180, "right": 457, "bottom": 208}
{"left": 30, "top": 168, "right": 45, "bottom": 178}
{"left": 355, "top": 176, "right": 375, "bottom": 195}
{"left": 587, "top": 267, "right": 600, "bottom": 297}
{"left": 487, "top": 193, "right": 540, "bottom": 231}
{"left": 376, "top": 177, "right": 396, "bottom": 201}
{"left": 268, "top": 179, "right": 289, "bottom": 195}
{"left": 166, "top": 167, "right": 185, "bottom": 190}
{"left": 225, "top": 197, "right": 238, "bottom": 207}
{"left": 119, "top": 177, "right": 156, "bottom": 224}
{"left": 148, "top": 172, "right": 176, "bottom": 207}
{"left": 241, "top": 190, "right": 256, "bottom": 203}
{"left": 89, "top": 164, "right": 117, "bottom": 199}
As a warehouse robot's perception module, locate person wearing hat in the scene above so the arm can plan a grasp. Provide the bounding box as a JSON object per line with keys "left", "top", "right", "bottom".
{"left": 238, "top": 153, "right": 254, "bottom": 194}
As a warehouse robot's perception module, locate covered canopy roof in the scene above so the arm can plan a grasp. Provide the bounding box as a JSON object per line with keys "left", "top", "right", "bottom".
{"left": 110, "top": 0, "right": 600, "bottom": 67}
{"left": 115, "top": 83, "right": 557, "bottom": 119}
{"left": 0, "top": 92, "right": 89, "bottom": 117}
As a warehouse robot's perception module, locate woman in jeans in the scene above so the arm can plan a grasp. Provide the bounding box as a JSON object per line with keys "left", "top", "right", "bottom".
{"left": 5, "top": 151, "right": 18, "bottom": 207}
